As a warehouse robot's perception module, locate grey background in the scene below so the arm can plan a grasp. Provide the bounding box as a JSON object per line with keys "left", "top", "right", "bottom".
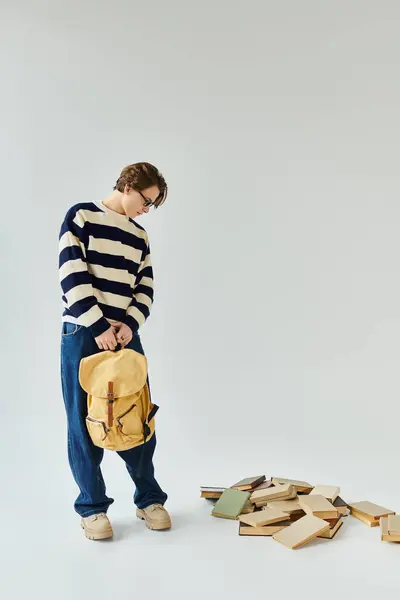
{"left": 1, "top": 0, "right": 400, "bottom": 597}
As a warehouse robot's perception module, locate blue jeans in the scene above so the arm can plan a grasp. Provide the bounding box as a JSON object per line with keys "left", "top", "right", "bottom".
{"left": 60, "top": 322, "right": 168, "bottom": 517}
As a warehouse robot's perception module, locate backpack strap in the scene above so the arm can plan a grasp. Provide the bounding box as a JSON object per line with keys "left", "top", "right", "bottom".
{"left": 107, "top": 381, "right": 114, "bottom": 427}
{"left": 141, "top": 403, "right": 159, "bottom": 447}
{"left": 147, "top": 403, "right": 159, "bottom": 425}
{"left": 136, "top": 403, "right": 159, "bottom": 477}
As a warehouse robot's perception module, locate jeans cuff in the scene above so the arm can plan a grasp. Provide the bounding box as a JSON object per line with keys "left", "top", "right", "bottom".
{"left": 79, "top": 509, "right": 109, "bottom": 518}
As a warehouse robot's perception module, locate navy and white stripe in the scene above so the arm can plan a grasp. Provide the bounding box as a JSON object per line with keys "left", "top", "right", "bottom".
{"left": 59, "top": 202, "right": 154, "bottom": 337}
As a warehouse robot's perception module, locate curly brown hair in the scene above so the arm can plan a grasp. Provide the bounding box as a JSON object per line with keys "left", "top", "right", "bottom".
{"left": 114, "top": 162, "right": 168, "bottom": 208}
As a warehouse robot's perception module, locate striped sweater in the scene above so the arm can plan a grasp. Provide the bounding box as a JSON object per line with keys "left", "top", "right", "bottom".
{"left": 59, "top": 201, "right": 154, "bottom": 337}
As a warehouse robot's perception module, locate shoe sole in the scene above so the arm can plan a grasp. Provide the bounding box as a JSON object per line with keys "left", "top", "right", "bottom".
{"left": 81, "top": 524, "right": 113, "bottom": 540}
{"left": 136, "top": 510, "right": 171, "bottom": 530}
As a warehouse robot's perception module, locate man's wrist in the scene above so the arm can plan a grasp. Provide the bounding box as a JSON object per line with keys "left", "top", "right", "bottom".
{"left": 89, "top": 317, "right": 110, "bottom": 338}
{"left": 124, "top": 315, "right": 139, "bottom": 335}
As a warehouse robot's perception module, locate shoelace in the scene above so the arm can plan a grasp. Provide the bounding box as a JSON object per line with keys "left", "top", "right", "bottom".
{"left": 91, "top": 513, "right": 107, "bottom": 521}
{"left": 148, "top": 504, "right": 164, "bottom": 512}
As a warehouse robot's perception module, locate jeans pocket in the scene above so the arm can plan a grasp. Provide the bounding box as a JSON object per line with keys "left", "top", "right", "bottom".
{"left": 62, "top": 322, "right": 83, "bottom": 337}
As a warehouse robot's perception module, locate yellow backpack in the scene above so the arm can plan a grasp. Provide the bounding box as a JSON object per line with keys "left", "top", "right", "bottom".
{"left": 79, "top": 348, "right": 158, "bottom": 452}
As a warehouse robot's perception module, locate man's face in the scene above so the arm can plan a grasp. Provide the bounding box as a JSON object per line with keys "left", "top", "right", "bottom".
{"left": 122, "top": 185, "right": 160, "bottom": 218}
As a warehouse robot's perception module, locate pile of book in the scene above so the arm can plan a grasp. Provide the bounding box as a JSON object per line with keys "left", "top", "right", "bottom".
{"left": 200, "top": 476, "right": 397, "bottom": 549}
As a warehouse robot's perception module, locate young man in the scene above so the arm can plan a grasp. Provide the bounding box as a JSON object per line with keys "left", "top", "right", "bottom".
{"left": 59, "top": 162, "right": 171, "bottom": 540}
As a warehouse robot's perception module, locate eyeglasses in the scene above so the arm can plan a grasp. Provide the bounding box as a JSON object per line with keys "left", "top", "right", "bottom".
{"left": 138, "top": 191, "right": 155, "bottom": 208}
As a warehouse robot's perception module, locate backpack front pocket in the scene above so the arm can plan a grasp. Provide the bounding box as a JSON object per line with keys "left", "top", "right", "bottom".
{"left": 86, "top": 416, "right": 109, "bottom": 444}
{"left": 116, "top": 402, "right": 143, "bottom": 438}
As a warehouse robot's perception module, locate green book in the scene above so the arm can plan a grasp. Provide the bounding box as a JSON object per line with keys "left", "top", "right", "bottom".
{"left": 211, "top": 488, "right": 251, "bottom": 520}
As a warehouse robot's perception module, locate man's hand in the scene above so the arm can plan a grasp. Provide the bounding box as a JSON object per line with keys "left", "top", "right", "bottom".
{"left": 105, "top": 320, "right": 133, "bottom": 348}
{"left": 116, "top": 323, "right": 133, "bottom": 348}
{"left": 95, "top": 326, "right": 118, "bottom": 351}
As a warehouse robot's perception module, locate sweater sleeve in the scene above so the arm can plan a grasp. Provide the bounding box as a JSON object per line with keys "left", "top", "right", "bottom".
{"left": 124, "top": 240, "right": 154, "bottom": 334}
{"left": 58, "top": 207, "right": 110, "bottom": 337}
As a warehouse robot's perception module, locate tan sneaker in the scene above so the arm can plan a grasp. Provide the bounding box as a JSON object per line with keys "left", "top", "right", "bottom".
{"left": 81, "top": 513, "right": 113, "bottom": 540}
{"left": 136, "top": 504, "right": 171, "bottom": 530}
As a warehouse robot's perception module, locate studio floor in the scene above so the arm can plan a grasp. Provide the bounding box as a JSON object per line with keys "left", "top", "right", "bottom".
{"left": 3, "top": 490, "right": 400, "bottom": 599}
